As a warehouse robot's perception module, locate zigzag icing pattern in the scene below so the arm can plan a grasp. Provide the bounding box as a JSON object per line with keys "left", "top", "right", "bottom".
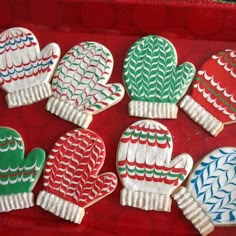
{"left": 188, "top": 147, "right": 236, "bottom": 225}
{"left": 43, "top": 129, "right": 117, "bottom": 208}
{"left": 51, "top": 42, "right": 124, "bottom": 114}
{"left": 123, "top": 35, "right": 195, "bottom": 103}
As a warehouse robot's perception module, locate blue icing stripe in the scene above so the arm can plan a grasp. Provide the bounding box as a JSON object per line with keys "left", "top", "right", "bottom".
{"left": 0, "top": 36, "right": 34, "bottom": 49}
{"left": 0, "top": 60, "right": 53, "bottom": 78}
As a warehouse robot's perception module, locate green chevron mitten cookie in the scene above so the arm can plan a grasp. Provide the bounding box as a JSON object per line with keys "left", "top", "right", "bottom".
{"left": 0, "top": 127, "right": 45, "bottom": 212}
{"left": 123, "top": 35, "right": 196, "bottom": 119}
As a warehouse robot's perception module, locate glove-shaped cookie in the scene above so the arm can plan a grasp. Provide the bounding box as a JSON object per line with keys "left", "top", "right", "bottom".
{"left": 117, "top": 120, "right": 193, "bottom": 211}
{"left": 123, "top": 35, "right": 195, "bottom": 119}
{"left": 0, "top": 127, "right": 45, "bottom": 212}
{"left": 173, "top": 147, "right": 236, "bottom": 236}
{"left": 0, "top": 27, "right": 60, "bottom": 108}
{"left": 46, "top": 42, "right": 124, "bottom": 128}
{"left": 180, "top": 49, "right": 236, "bottom": 136}
{"left": 37, "top": 129, "right": 117, "bottom": 224}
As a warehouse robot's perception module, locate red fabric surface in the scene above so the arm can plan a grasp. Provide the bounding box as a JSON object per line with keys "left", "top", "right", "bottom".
{"left": 0, "top": 0, "right": 236, "bottom": 41}
{"left": 0, "top": 1, "right": 236, "bottom": 235}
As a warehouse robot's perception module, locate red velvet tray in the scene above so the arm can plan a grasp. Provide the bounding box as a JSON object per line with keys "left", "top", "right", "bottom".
{"left": 0, "top": 0, "right": 236, "bottom": 235}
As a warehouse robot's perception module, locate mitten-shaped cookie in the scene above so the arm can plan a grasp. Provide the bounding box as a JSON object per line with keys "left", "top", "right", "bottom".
{"left": 173, "top": 147, "right": 236, "bottom": 236}
{"left": 123, "top": 35, "right": 195, "bottom": 119}
{"left": 117, "top": 120, "right": 193, "bottom": 211}
{"left": 37, "top": 129, "right": 117, "bottom": 223}
{"left": 0, "top": 27, "right": 60, "bottom": 108}
{"left": 180, "top": 49, "right": 236, "bottom": 136}
{"left": 46, "top": 42, "right": 124, "bottom": 128}
{"left": 0, "top": 127, "right": 45, "bottom": 212}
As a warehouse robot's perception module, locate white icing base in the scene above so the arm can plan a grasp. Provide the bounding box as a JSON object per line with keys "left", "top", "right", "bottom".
{"left": 179, "top": 95, "right": 224, "bottom": 136}
{"left": 173, "top": 187, "right": 214, "bottom": 236}
{"left": 0, "top": 192, "right": 34, "bottom": 212}
{"left": 129, "top": 100, "right": 178, "bottom": 119}
{"left": 6, "top": 82, "right": 52, "bottom": 108}
{"left": 120, "top": 188, "right": 171, "bottom": 212}
{"left": 36, "top": 190, "right": 85, "bottom": 224}
{"left": 46, "top": 97, "right": 93, "bottom": 128}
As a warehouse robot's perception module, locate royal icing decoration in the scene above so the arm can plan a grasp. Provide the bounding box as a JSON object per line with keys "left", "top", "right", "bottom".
{"left": 0, "top": 27, "right": 60, "bottom": 108}
{"left": 173, "top": 147, "right": 236, "bottom": 236}
{"left": 180, "top": 49, "right": 236, "bottom": 136}
{"left": 116, "top": 120, "right": 193, "bottom": 212}
{"left": 46, "top": 41, "right": 125, "bottom": 128}
{"left": 0, "top": 127, "right": 45, "bottom": 212}
{"left": 37, "top": 129, "right": 118, "bottom": 223}
{"left": 123, "top": 35, "right": 195, "bottom": 119}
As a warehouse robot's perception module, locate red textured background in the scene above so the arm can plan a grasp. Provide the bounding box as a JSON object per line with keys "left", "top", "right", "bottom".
{"left": 0, "top": 0, "right": 236, "bottom": 235}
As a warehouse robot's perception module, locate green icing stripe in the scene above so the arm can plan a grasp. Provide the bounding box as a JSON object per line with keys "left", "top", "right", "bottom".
{"left": 196, "top": 77, "right": 236, "bottom": 112}
{"left": 218, "top": 52, "right": 236, "bottom": 68}
{"left": 123, "top": 130, "right": 172, "bottom": 141}
{"left": 119, "top": 166, "right": 185, "bottom": 181}
{"left": 0, "top": 127, "right": 45, "bottom": 195}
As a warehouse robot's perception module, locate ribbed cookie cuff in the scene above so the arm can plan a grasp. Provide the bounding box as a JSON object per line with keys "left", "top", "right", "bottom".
{"left": 0, "top": 192, "right": 34, "bottom": 212}
{"left": 46, "top": 96, "right": 93, "bottom": 128}
{"left": 129, "top": 100, "right": 178, "bottom": 119}
{"left": 173, "top": 187, "right": 214, "bottom": 236}
{"left": 120, "top": 188, "right": 171, "bottom": 212}
{"left": 36, "top": 190, "right": 85, "bottom": 224}
{"left": 179, "top": 95, "right": 223, "bottom": 136}
{"left": 6, "top": 82, "right": 52, "bottom": 108}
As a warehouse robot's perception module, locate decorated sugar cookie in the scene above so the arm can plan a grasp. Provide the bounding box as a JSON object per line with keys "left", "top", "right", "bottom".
{"left": 123, "top": 35, "right": 195, "bottom": 119}
{"left": 116, "top": 120, "right": 193, "bottom": 212}
{"left": 0, "top": 127, "right": 45, "bottom": 212}
{"left": 173, "top": 147, "right": 236, "bottom": 235}
{"left": 0, "top": 27, "right": 60, "bottom": 108}
{"left": 180, "top": 49, "right": 236, "bottom": 136}
{"left": 46, "top": 42, "right": 125, "bottom": 128}
{"left": 37, "top": 129, "right": 117, "bottom": 224}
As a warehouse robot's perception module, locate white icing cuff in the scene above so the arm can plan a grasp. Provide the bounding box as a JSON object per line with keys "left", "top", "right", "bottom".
{"left": 0, "top": 192, "right": 34, "bottom": 212}
{"left": 6, "top": 82, "right": 52, "bottom": 108}
{"left": 173, "top": 187, "right": 214, "bottom": 236}
{"left": 120, "top": 188, "right": 171, "bottom": 212}
{"left": 129, "top": 100, "right": 178, "bottom": 119}
{"left": 179, "top": 95, "right": 224, "bottom": 136}
{"left": 46, "top": 96, "right": 93, "bottom": 128}
{"left": 36, "top": 190, "right": 85, "bottom": 224}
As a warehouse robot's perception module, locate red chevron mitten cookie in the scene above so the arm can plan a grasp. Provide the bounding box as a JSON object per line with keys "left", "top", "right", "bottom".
{"left": 36, "top": 129, "right": 117, "bottom": 223}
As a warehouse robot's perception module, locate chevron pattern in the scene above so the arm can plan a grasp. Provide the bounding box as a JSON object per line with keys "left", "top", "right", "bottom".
{"left": 51, "top": 42, "right": 124, "bottom": 114}
{"left": 123, "top": 35, "right": 195, "bottom": 103}
{"left": 43, "top": 129, "right": 117, "bottom": 208}
{"left": 188, "top": 147, "right": 236, "bottom": 225}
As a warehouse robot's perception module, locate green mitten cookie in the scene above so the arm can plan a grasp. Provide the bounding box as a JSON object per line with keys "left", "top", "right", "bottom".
{"left": 123, "top": 35, "right": 196, "bottom": 119}
{"left": 0, "top": 127, "right": 45, "bottom": 212}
